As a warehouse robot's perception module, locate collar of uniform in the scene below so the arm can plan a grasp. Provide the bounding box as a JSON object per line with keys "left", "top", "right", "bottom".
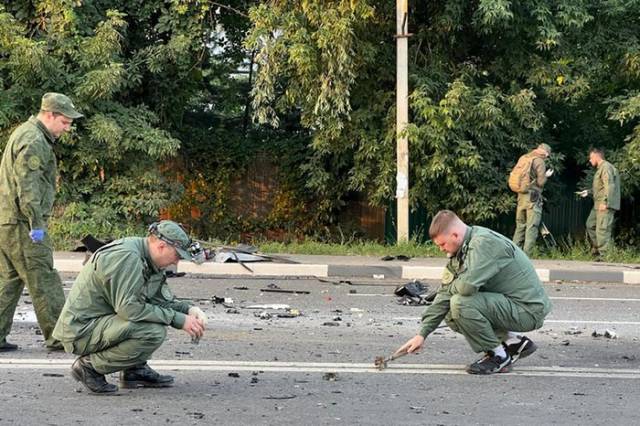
{"left": 28, "top": 116, "right": 56, "bottom": 144}
{"left": 597, "top": 160, "right": 607, "bottom": 170}
{"left": 142, "top": 238, "right": 161, "bottom": 274}
{"left": 455, "top": 226, "right": 473, "bottom": 260}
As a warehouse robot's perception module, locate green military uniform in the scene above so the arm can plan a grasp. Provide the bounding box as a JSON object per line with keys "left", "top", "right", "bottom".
{"left": 420, "top": 226, "right": 552, "bottom": 353}
{"left": 0, "top": 116, "right": 65, "bottom": 348}
{"left": 512, "top": 152, "right": 548, "bottom": 256}
{"left": 586, "top": 160, "right": 620, "bottom": 256}
{"left": 52, "top": 238, "right": 192, "bottom": 374}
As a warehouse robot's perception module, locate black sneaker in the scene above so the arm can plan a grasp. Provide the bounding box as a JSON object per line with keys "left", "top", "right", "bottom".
{"left": 45, "top": 340, "right": 64, "bottom": 352}
{"left": 505, "top": 336, "right": 537, "bottom": 362}
{"left": 466, "top": 352, "right": 512, "bottom": 375}
{"left": 119, "top": 363, "right": 174, "bottom": 389}
{"left": 0, "top": 339, "right": 18, "bottom": 352}
{"left": 71, "top": 356, "right": 118, "bottom": 394}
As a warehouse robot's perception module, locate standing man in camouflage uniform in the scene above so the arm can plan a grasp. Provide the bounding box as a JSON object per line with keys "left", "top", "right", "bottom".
{"left": 53, "top": 220, "right": 208, "bottom": 394}
{"left": 397, "top": 210, "right": 552, "bottom": 374}
{"left": 512, "top": 143, "right": 554, "bottom": 256}
{"left": 0, "top": 93, "right": 83, "bottom": 352}
{"left": 578, "top": 148, "right": 621, "bottom": 259}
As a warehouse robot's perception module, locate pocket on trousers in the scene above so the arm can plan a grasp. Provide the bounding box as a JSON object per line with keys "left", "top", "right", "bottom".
{"left": 22, "top": 241, "right": 54, "bottom": 271}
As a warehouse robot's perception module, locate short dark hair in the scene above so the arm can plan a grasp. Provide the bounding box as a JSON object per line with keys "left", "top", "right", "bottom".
{"left": 589, "top": 147, "right": 605, "bottom": 158}
{"left": 429, "top": 210, "right": 459, "bottom": 239}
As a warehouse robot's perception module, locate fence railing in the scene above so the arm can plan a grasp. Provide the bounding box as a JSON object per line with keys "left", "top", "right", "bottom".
{"left": 385, "top": 195, "right": 638, "bottom": 245}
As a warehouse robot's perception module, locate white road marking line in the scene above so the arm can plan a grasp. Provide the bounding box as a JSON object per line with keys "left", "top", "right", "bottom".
{"left": 550, "top": 297, "right": 640, "bottom": 302}
{"left": 348, "top": 294, "right": 394, "bottom": 297}
{"left": 1, "top": 359, "right": 639, "bottom": 379}
{"left": 391, "top": 317, "right": 640, "bottom": 325}
{"left": 350, "top": 295, "right": 640, "bottom": 301}
{"left": 545, "top": 320, "right": 640, "bottom": 325}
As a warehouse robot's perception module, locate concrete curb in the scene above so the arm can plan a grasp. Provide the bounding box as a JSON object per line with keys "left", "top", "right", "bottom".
{"left": 53, "top": 258, "right": 639, "bottom": 284}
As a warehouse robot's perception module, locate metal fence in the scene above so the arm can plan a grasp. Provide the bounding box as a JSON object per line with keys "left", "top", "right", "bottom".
{"left": 385, "top": 195, "right": 639, "bottom": 245}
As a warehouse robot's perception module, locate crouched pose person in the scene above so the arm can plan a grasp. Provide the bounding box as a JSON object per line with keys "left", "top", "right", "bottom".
{"left": 398, "top": 210, "right": 552, "bottom": 374}
{"left": 53, "top": 220, "right": 208, "bottom": 393}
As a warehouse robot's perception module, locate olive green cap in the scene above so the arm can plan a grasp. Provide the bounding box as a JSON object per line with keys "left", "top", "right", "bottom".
{"left": 40, "top": 93, "right": 83, "bottom": 119}
{"left": 538, "top": 143, "right": 551, "bottom": 155}
{"left": 152, "top": 220, "right": 192, "bottom": 260}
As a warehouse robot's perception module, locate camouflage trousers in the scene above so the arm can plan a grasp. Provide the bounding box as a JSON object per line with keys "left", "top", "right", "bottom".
{"left": 513, "top": 195, "right": 542, "bottom": 256}
{"left": 445, "top": 292, "right": 548, "bottom": 353}
{"left": 586, "top": 207, "right": 616, "bottom": 255}
{"left": 0, "top": 222, "right": 65, "bottom": 347}
{"left": 61, "top": 315, "right": 166, "bottom": 374}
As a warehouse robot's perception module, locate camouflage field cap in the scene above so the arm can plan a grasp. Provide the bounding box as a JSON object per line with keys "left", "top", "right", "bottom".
{"left": 538, "top": 143, "right": 551, "bottom": 156}
{"left": 151, "top": 220, "right": 192, "bottom": 260}
{"left": 40, "top": 93, "right": 83, "bottom": 119}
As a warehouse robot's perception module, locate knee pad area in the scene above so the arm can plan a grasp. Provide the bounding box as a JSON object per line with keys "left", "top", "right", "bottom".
{"left": 449, "top": 294, "right": 484, "bottom": 321}
{"left": 147, "top": 324, "right": 167, "bottom": 343}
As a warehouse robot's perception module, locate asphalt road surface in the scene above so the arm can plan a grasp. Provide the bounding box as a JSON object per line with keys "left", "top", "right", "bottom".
{"left": 2, "top": 274, "right": 640, "bottom": 425}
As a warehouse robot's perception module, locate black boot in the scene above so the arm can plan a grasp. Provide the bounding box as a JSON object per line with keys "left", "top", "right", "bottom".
{"left": 0, "top": 339, "right": 18, "bottom": 352}
{"left": 71, "top": 356, "right": 118, "bottom": 394}
{"left": 120, "top": 363, "right": 174, "bottom": 388}
{"left": 45, "top": 338, "right": 64, "bottom": 352}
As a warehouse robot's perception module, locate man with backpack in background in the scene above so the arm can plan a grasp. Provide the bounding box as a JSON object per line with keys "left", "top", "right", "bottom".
{"left": 509, "top": 143, "right": 553, "bottom": 256}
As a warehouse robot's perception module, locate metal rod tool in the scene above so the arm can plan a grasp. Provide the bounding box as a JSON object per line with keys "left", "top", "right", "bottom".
{"left": 374, "top": 347, "right": 409, "bottom": 370}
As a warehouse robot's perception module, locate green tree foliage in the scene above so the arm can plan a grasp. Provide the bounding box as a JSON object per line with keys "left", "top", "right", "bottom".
{"left": 0, "top": 0, "right": 263, "bottom": 242}
{"left": 1, "top": 0, "right": 318, "bottom": 243}
{"left": 0, "top": 1, "right": 194, "bottom": 235}
{"left": 2, "top": 0, "right": 639, "bottom": 244}
{"left": 246, "top": 0, "right": 640, "bottom": 224}
{"left": 245, "top": 0, "right": 392, "bottom": 221}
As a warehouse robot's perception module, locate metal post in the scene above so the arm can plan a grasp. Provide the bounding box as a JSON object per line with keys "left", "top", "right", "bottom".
{"left": 396, "top": 0, "right": 409, "bottom": 243}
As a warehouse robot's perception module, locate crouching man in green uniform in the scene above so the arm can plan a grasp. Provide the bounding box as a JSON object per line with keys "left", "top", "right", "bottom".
{"left": 397, "top": 210, "right": 552, "bottom": 374}
{"left": 52, "top": 221, "right": 208, "bottom": 394}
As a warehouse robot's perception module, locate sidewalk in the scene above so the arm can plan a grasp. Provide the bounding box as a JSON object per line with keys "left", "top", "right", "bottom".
{"left": 53, "top": 252, "right": 640, "bottom": 284}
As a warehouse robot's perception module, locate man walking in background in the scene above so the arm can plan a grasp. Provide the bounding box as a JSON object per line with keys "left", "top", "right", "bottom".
{"left": 510, "top": 143, "right": 553, "bottom": 256}
{"left": 0, "top": 93, "right": 83, "bottom": 351}
{"left": 578, "top": 148, "right": 621, "bottom": 259}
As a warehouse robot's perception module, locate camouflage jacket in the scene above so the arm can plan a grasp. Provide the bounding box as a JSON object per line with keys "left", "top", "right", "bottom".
{"left": 527, "top": 151, "right": 548, "bottom": 193}
{"left": 593, "top": 160, "right": 621, "bottom": 211}
{"left": 0, "top": 116, "right": 57, "bottom": 229}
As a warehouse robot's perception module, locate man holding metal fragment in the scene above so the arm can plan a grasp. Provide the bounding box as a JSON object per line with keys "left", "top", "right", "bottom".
{"left": 397, "top": 210, "right": 552, "bottom": 374}
{"left": 53, "top": 220, "right": 208, "bottom": 394}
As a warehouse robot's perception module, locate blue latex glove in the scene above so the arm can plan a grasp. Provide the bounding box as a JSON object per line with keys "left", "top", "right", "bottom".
{"left": 29, "top": 229, "right": 45, "bottom": 243}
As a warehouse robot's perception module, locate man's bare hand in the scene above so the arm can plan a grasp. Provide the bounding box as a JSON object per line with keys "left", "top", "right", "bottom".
{"left": 188, "top": 306, "right": 208, "bottom": 326}
{"left": 397, "top": 335, "right": 425, "bottom": 354}
{"left": 183, "top": 314, "right": 205, "bottom": 338}
{"left": 598, "top": 203, "right": 608, "bottom": 211}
